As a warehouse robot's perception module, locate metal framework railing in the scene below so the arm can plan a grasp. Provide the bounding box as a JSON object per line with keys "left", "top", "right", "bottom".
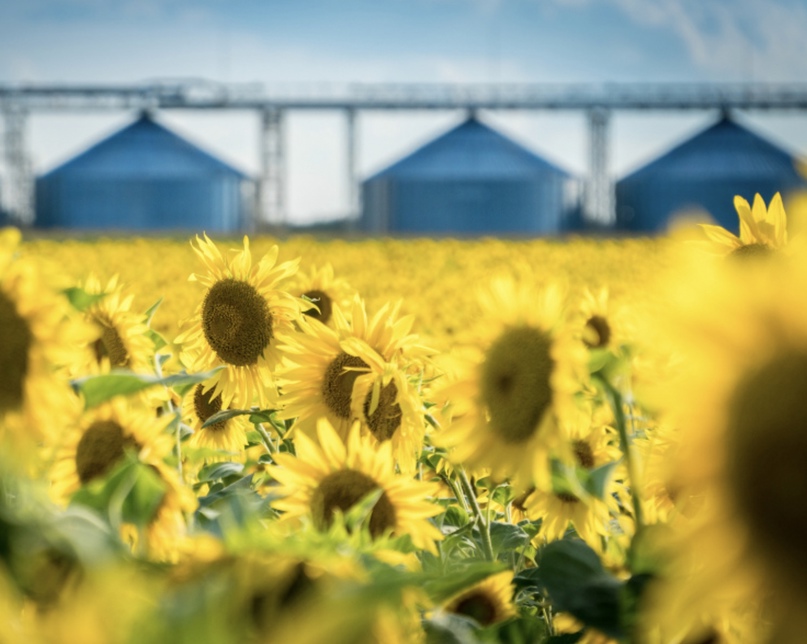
{"left": 2, "top": 81, "right": 807, "bottom": 227}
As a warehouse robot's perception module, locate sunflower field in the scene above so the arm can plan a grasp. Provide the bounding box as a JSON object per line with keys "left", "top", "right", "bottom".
{"left": 0, "top": 193, "right": 804, "bottom": 643}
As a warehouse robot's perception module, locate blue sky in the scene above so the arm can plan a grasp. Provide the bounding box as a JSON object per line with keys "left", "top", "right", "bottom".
{"left": 2, "top": 0, "right": 806, "bottom": 222}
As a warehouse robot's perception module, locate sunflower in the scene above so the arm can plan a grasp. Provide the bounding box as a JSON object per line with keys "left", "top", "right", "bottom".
{"left": 176, "top": 234, "right": 302, "bottom": 409}
{"left": 72, "top": 274, "right": 154, "bottom": 376}
{"left": 0, "top": 229, "right": 91, "bottom": 458}
{"left": 698, "top": 192, "right": 788, "bottom": 257}
{"left": 439, "top": 571, "right": 516, "bottom": 627}
{"left": 525, "top": 411, "right": 623, "bottom": 552}
{"left": 49, "top": 396, "right": 175, "bottom": 505}
{"left": 181, "top": 380, "right": 250, "bottom": 460}
{"left": 435, "top": 277, "right": 588, "bottom": 490}
{"left": 268, "top": 418, "right": 443, "bottom": 553}
{"left": 636, "top": 251, "right": 807, "bottom": 641}
{"left": 575, "top": 287, "right": 631, "bottom": 358}
{"left": 291, "top": 262, "right": 355, "bottom": 326}
{"left": 278, "top": 297, "right": 432, "bottom": 469}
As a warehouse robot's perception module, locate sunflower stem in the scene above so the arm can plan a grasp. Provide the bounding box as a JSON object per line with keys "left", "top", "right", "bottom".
{"left": 254, "top": 422, "right": 276, "bottom": 455}
{"left": 441, "top": 471, "right": 470, "bottom": 514}
{"left": 597, "top": 375, "right": 644, "bottom": 531}
{"left": 458, "top": 468, "right": 495, "bottom": 562}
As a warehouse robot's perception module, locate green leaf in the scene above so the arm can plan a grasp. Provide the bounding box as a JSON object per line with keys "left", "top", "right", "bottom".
{"left": 582, "top": 461, "right": 620, "bottom": 500}
{"left": 62, "top": 286, "right": 106, "bottom": 312}
{"left": 422, "top": 561, "right": 506, "bottom": 603}
{"left": 535, "top": 539, "right": 624, "bottom": 640}
{"left": 424, "top": 612, "right": 481, "bottom": 644}
{"left": 146, "top": 328, "right": 167, "bottom": 352}
{"left": 343, "top": 488, "right": 384, "bottom": 534}
{"left": 197, "top": 461, "right": 245, "bottom": 483}
{"left": 144, "top": 297, "right": 163, "bottom": 326}
{"left": 201, "top": 408, "right": 252, "bottom": 429}
{"left": 72, "top": 367, "right": 223, "bottom": 408}
{"left": 489, "top": 521, "right": 531, "bottom": 557}
{"left": 71, "top": 455, "right": 166, "bottom": 529}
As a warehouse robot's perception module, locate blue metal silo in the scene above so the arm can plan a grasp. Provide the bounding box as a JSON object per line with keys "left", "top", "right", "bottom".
{"left": 35, "top": 112, "right": 253, "bottom": 231}
{"left": 361, "top": 115, "right": 578, "bottom": 235}
{"left": 615, "top": 115, "right": 807, "bottom": 234}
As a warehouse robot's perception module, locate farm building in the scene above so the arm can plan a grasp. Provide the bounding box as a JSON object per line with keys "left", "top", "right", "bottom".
{"left": 615, "top": 115, "right": 807, "bottom": 233}
{"left": 35, "top": 112, "right": 253, "bottom": 231}
{"left": 361, "top": 115, "right": 578, "bottom": 235}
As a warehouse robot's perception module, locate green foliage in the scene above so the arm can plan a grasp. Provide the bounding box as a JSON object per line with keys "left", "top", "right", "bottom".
{"left": 71, "top": 453, "right": 167, "bottom": 530}
{"left": 62, "top": 286, "right": 106, "bottom": 312}
{"left": 72, "top": 367, "right": 223, "bottom": 408}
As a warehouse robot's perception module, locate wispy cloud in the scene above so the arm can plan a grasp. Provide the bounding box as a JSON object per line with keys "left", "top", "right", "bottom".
{"left": 604, "top": 0, "right": 807, "bottom": 81}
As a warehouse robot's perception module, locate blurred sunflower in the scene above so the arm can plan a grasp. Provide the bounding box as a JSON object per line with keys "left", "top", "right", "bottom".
{"left": 74, "top": 274, "right": 154, "bottom": 376}
{"left": 435, "top": 278, "right": 587, "bottom": 489}
{"left": 181, "top": 381, "right": 250, "bottom": 460}
{"left": 0, "top": 229, "right": 91, "bottom": 456}
{"left": 525, "top": 413, "right": 623, "bottom": 552}
{"left": 49, "top": 397, "right": 174, "bottom": 504}
{"left": 268, "top": 418, "right": 443, "bottom": 553}
{"left": 292, "top": 263, "right": 355, "bottom": 326}
{"left": 576, "top": 287, "right": 630, "bottom": 357}
{"left": 278, "top": 297, "right": 431, "bottom": 469}
{"left": 176, "top": 234, "right": 302, "bottom": 409}
{"left": 699, "top": 192, "right": 788, "bottom": 257}
{"left": 439, "top": 571, "right": 516, "bottom": 627}
{"left": 638, "top": 249, "right": 807, "bottom": 642}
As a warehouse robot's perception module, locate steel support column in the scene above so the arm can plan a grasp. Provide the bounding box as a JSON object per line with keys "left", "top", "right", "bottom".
{"left": 257, "top": 107, "right": 285, "bottom": 228}
{"left": 585, "top": 107, "right": 613, "bottom": 226}
{"left": 345, "top": 107, "right": 360, "bottom": 224}
{"left": 2, "top": 107, "right": 33, "bottom": 225}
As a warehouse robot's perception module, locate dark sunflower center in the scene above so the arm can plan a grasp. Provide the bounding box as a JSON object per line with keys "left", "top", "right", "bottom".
{"left": 202, "top": 278, "right": 272, "bottom": 367}
{"left": 451, "top": 592, "right": 498, "bottom": 626}
{"left": 584, "top": 315, "right": 611, "bottom": 349}
{"left": 249, "top": 564, "right": 314, "bottom": 630}
{"left": 310, "top": 469, "right": 396, "bottom": 538}
{"left": 75, "top": 420, "right": 137, "bottom": 484}
{"left": 555, "top": 492, "right": 580, "bottom": 504}
{"left": 572, "top": 439, "right": 595, "bottom": 469}
{"left": 92, "top": 322, "right": 130, "bottom": 367}
{"left": 729, "top": 242, "right": 773, "bottom": 260}
{"left": 726, "top": 351, "right": 807, "bottom": 578}
{"left": 302, "top": 289, "right": 333, "bottom": 325}
{"left": 364, "top": 381, "right": 403, "bottom": 442}
{"left": 480, "top": 325, "right": 555, "bottom": 443}
{"left": 193, "top": 384, "right": 226, "bottom": 432}
{"left": 322, "top": 353, "right": 369, "bottom": 419}
{"left": 0, "top": 291, "right": 32, "bottom": 414}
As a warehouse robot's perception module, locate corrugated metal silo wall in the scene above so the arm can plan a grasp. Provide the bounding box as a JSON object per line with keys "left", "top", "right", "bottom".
{"left": 615, "top": 176, "right": 807, "bottom": 234}
{"left": 35, "top": 174, "right": 246, "bottom": 231}
{"left": 368, "top": 177, "right": 566, "bottom": 235}
{"left": 361, "top": 179, "right": 393, "bottom": 234}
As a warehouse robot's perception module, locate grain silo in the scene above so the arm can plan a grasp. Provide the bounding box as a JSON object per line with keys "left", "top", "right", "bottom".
{"left": 361, "top": 115, "right": 578, "bottom": 235}
{"left": 35, "top": 112, "right": 252, "bottom": 231}
{"left": 615, "top": 115, "right": 807, "bottom": 233}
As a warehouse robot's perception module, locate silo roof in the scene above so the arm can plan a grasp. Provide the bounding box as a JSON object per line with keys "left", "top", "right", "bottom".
{"left": 620, "top": 116, "right": 803, "bottom": 184}
{"left": 41, "top": 112, "right": 248, "bottom": 180}
{"left": 366, "top": 116, "right": 570, "bottom": 181}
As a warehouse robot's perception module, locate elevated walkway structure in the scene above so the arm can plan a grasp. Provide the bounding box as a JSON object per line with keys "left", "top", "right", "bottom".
{"left": 2, "top": 81, "right": 807, "bottom": 228}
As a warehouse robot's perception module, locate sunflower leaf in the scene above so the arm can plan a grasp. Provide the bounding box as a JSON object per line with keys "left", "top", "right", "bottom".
{"left": 489, "top": 521, "right": 531, "bottom": 557}
{"left": 201, "top": 408, "right": 252, "bottom": 429}
{"left": 535, "top": 539, "right": 624, "bottom": 639}
{"left": 62, "top": 286, "right": 106, "bottom": 312}
{"left": 582, "top": 461, "right": 620, "bottom": 500}
{"left": 144, "top": 297, "right": 163, "bottom": 326}
{"left": 197, "top": 461, "right": 244, "bottom": 483}
{"left": 72, "top": 367, "right": 223, "bottom": 409}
